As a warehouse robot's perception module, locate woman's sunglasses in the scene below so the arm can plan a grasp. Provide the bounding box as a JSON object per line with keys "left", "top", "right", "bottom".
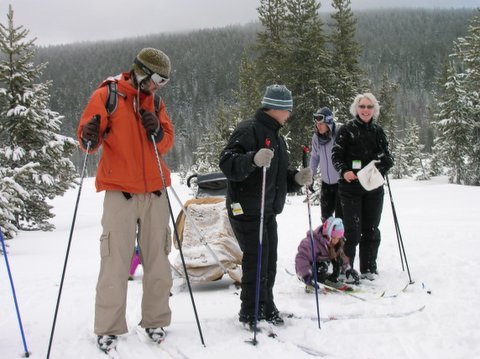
{"left": 358, "top": 105, "right": 374, "bottom": 109}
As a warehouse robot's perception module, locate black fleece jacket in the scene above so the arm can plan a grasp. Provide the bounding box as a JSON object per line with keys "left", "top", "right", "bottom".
{"left": 219, "top": 109, "right": 300, "bottom": 217}
{"left": 332, "top": 116, "right": 394, "bottom": 178}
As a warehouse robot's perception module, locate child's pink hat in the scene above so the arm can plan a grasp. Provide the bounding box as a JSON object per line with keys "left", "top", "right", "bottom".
{"left": 322, "top": 216, "right": 345, "bottom": 238}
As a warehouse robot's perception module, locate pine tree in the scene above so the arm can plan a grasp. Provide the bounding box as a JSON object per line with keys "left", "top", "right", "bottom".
{"left": 236, "top": 52, "right": 262, "bottom": 120}
{"left": 433, "top": 61, "right": 469, "bottom": 184}
{"left": 0, "top": 5, "right": 77, "bottom": 232}
{"left": 377, "top": 73, "right": 401, "bottom": 177}
{"left": 256, "top": 0, "right": 290, "bottom": 84}
{"left": 402, "top": 118, "right": 425, "bottom": 177}
{"left": 452, "top": 10, "right": 480, "bottom": 185}
{"left": 283, "top": 0, "right": 333, "bottom": 164}
{"left": 328, "top": 0, "right": 363, "bottom": 123}
{"left": 0, "top": 155, "right": 35, "bottom": 239}
{"left": 191, "top": 100, "right": 240, "bottom": 175}
{"left": 254, "top": 0, "right": 332, "bottom": 165}
{"left": 390, "top": 140, "right": 408, "bottom": 179}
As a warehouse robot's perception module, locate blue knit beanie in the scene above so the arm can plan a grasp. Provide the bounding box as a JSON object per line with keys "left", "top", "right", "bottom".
{"left": 261, "top": 84, "right": 293, "bottom": 111}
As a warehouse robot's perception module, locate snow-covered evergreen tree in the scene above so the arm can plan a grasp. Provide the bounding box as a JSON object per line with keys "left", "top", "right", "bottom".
{"left": 402, "top": 118, "right": 426, "bottom": 178}
{"left": 0, "top": 6, "right": 77, "bottom": 232}
{"left": 390, "top": 138, "right": 407, "bottom": 179}
{"left": 0, "top": 154, "right": 36, "bottom": 239}
{"left": 328, "top": 0, "right": 363, "bottom": 123}
{"left": 433, "top": 61, "right": 470, "bottom": 184}
{"left": 191, "top": 100, "right": 240, "bottom": 175}
{"left": 433, "top": 10, "right": 480, "bottom": 185}
{"left": 452, "top": 10, "right": 480, "bottom": 185}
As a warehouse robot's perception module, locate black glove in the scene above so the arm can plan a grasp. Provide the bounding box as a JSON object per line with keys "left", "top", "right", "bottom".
{"left": 345, "top": 268, "right": 360, "bottom": 285}
{"left": 141, "top": 111, "right": 164, "bottom": 142}
{"left": 316, "top": 261, "right": 329, "bottom": 282}
{"left": 81, "top": 115, "right": 100, "bottom": 148}
{"left": 302, "top": 275, "right": 319, "bottom": 289}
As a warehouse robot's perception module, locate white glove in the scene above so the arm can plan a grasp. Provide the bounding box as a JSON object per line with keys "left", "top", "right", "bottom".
{"left": 253, "top": 148, "right": 274, "bottom": 167}
{"left": 295, "top": 167, "right": 313, "bottom": 186}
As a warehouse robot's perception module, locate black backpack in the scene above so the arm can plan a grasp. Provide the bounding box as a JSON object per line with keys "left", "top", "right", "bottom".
{"left": 105, "top": 80, "right": 161, "bottom": 115}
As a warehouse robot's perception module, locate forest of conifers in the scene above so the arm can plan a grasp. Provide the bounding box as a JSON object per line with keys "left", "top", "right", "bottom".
{"left": 34, "top": 8, "right": 475, "bottom": 172}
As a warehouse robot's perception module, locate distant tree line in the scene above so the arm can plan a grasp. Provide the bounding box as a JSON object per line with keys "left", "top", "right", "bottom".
{"left": 31, "top": 7, "right": 474, "bottom": 174}
{"left": 0, "top": 3, "right": 478, "bottom": 238}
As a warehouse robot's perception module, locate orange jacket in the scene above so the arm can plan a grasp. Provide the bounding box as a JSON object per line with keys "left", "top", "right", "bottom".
{"left": 77, "top": 72, "right": 174, "bottom": 193}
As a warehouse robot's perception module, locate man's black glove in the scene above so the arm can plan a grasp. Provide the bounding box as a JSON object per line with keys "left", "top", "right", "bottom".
{"left": 81, "top": 115, "right": 100, "bottom": 148}
{"left": 141, "top": 111, "right": 164, "bottom": 142}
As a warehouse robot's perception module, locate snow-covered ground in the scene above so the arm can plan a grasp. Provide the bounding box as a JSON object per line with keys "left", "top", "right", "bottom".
{"left": 1, "top": 174, "right": 480, "bottom": 358}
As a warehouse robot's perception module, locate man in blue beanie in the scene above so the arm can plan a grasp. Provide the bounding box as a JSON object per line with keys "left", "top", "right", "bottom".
{"left": 220, "top": 84, "right": 312, "bottom": 329}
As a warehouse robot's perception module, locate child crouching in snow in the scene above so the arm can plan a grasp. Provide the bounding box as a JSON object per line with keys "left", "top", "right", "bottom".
{"left": 295, "top": 216, "right": 360, "bottom": 291}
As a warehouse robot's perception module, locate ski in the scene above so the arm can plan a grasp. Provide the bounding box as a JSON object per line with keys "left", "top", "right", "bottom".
{"left": 100, "top": 347, "right": 120, "bottom": 359}
{"left": 263, "top": 324, "right": 329, "bottom": 357}
{"left": 284, "top": 267, "right": 381, "bottom": 301}
{"left": 135, "top": 326, "right": 188, "bottom": 359}
{"left": 285, "top": 304, "right": 426, "bottom": 323}
{"left": 382, "top": 282, "right": 410, "bottom": 298}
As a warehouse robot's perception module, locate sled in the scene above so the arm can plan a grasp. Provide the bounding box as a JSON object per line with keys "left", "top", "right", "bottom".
{"left": 172, "top": 172, "right": 242, "bottom": 284}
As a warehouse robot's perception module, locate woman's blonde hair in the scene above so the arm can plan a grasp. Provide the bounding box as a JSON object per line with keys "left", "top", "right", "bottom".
{"left": 349, "top": 92, "right": 380, "bottom": 120}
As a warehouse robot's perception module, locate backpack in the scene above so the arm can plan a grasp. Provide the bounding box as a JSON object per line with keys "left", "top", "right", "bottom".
{"left": 104, "top": 78, "right": 162, "bottom": 115}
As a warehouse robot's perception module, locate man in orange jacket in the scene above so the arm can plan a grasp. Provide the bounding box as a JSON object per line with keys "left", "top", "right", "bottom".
{"left": 77, "top": 48, "right": 174, "bottom": 354}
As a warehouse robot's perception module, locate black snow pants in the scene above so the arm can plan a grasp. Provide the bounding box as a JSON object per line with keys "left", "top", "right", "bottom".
{"left": 338, "top": 180, "right": 384, "bottom": 273}
{"left": 320, "top": 181, "right": 343, "bottom": 222}
{"left": 229, "top": 213, "right": 278, "bottom": 317}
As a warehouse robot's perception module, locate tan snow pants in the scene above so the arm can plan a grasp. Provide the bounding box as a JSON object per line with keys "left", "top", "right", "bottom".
{"left": 94, "top": 190, "right": 172, "bottom": 335}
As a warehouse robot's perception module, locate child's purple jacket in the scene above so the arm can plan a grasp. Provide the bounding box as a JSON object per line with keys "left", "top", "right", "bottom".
{"left": 295, "top": 225, "right": 330, "bottom": 279}
{"left": 295, "top": 225, "right": 350, "bottom": 280}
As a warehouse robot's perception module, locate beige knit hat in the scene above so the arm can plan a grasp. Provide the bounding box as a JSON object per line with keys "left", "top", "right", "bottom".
{"left": 132, "top": 48, "right": 171, "bottom": 82}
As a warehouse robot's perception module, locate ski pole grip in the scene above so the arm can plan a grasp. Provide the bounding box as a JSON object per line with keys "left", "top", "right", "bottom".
{"left": 265, "top": 138, "right": 271, "bottom": 149}
{"left": 302, "top": 145, "right": 309, "bottom": 168}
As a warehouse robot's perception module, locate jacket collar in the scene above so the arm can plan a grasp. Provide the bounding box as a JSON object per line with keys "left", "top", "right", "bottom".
{"left": 255, "top": 109, "right": 283, "bottom": 132}
{"left": 354, "top": 115, "right": 374, "bottom": 129}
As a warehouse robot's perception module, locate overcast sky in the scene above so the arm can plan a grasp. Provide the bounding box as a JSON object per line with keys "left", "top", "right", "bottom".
{"left": 2, "top": 0, "right": 478, "bottom": 46}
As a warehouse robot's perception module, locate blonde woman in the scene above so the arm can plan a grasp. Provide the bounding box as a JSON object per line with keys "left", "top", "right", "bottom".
{"left": 331, "top": 93, "right": 394, "bottom": 283}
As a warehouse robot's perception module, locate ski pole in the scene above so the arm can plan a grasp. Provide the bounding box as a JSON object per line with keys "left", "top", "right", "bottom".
{"left": 150, "top": 133, "right": 205, "bottom": 346}
{"left": 249, "top": 138, "right": 271, "bottom": 346}
{"left": 0, "top": 229, "right": 31, "bottom": 358}
{"left": 47, "top": 134, "right": 95, "bottom": 359}
{"left": 385, "top": 175, "right": 414, "bottom": 284}
{"left": 303, "top": 145, "right": 321, "bottom": 329}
